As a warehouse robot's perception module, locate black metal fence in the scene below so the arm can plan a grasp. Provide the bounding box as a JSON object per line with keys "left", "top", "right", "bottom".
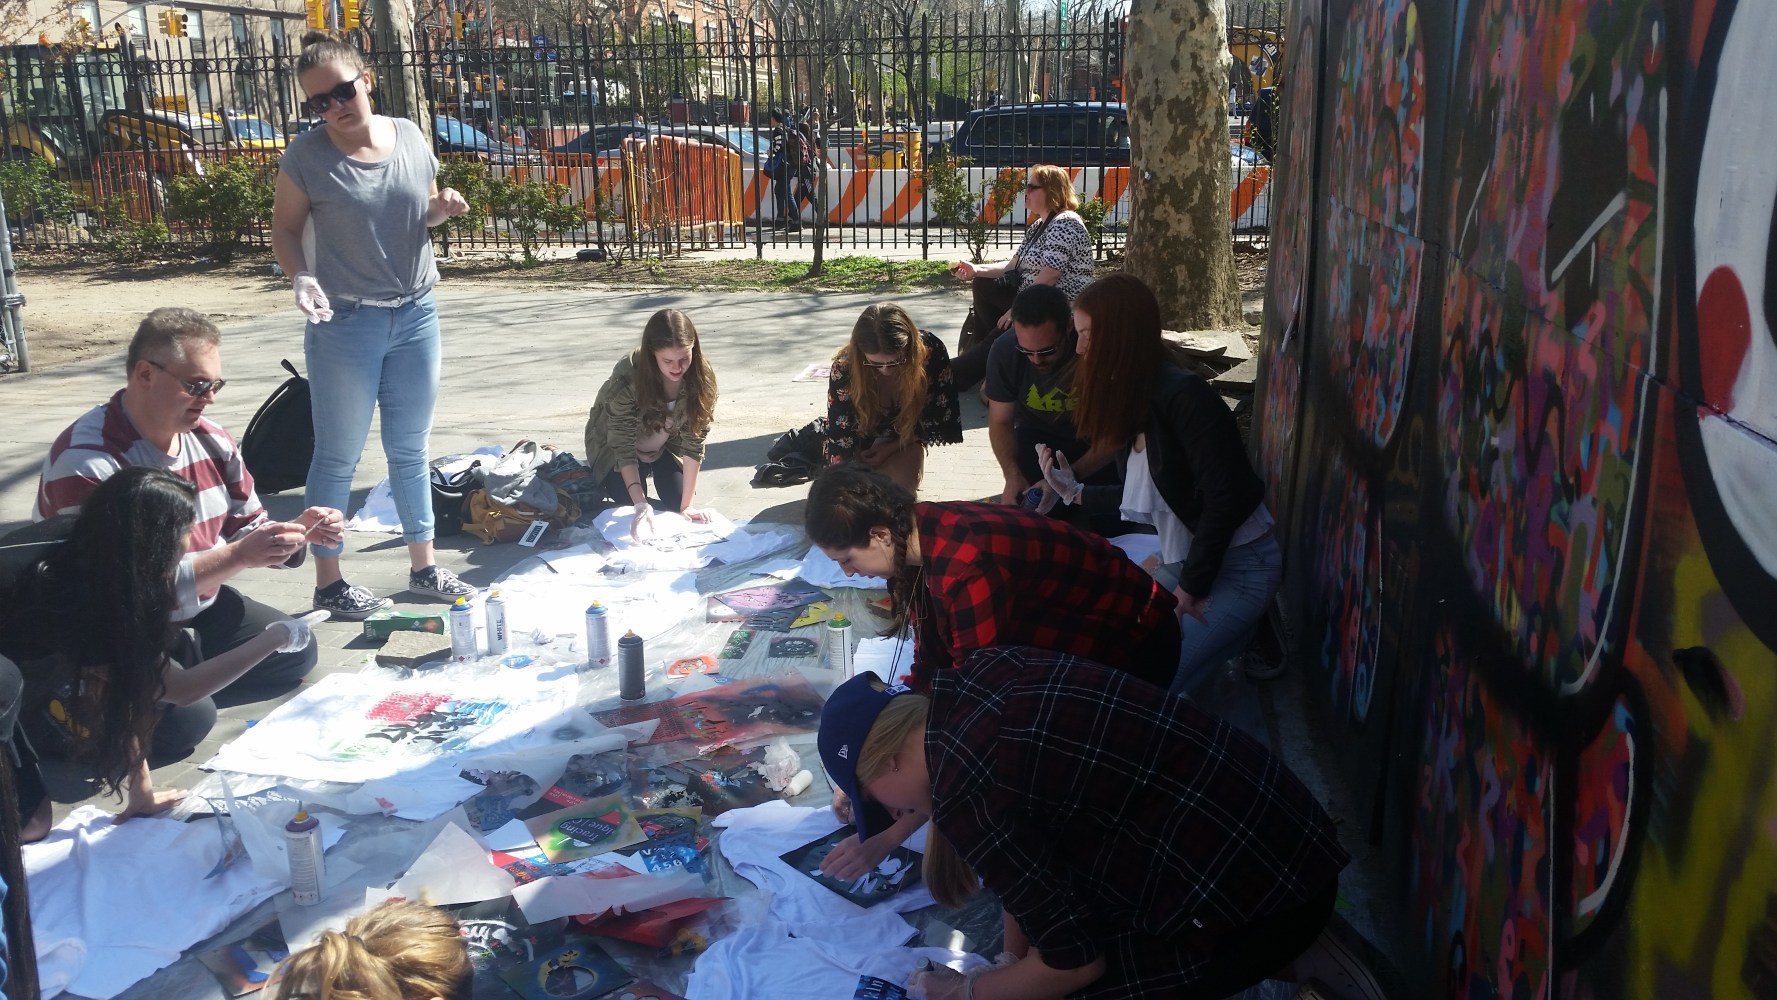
{"left": 0, "top": 0, "right": 1281, "bottom": 259}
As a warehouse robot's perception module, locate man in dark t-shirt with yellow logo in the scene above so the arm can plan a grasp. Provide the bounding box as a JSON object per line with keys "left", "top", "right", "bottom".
{"left": 984, "top": 284, "right": 1119, "bottom": 527}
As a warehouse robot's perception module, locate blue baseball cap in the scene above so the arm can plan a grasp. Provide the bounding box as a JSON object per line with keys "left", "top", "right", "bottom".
{"left": 818, "top": 672, "right": 910, "bottom": 842}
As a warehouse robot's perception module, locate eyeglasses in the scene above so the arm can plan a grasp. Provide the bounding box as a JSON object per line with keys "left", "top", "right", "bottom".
{"left": 302, "top": 79, "right": 358, "bottom": 116}
{"left": 147, "top": 359, "right": 226, "bottom": 397}
{"left": 1015, "top": 345, "right": 1060, "bottom": 358}
{"left": 860, "top": 360, "right": 903, "bottom": 370}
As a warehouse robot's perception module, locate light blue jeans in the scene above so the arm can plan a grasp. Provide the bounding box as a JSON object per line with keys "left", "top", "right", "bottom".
{"left": 303, "top": 293, "right": 441, "bottom": 556}
{"left": 1172, "top": 534, "right": 1283, "bottom": 697}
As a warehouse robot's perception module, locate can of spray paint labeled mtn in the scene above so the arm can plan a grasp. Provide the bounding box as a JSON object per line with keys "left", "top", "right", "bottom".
{"left": 449, "top": 597, "right": 477, "bottom": 660}
{"left": 618, "top": 630, "right": 645, "bottom": 701}
{"left": 484, "top": 590, "right": 509, "bottom": 656}
{"left": 826, "top": 615, "right": 854, "bottom": 679}
{"left": 285, "top": 804, "right": 324, "bottom": 906}
{"left": 585, "top": 601, "right": 612, "bottom": 669}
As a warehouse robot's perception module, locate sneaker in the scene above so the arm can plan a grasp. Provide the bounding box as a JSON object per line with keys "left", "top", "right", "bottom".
{"left": 408, "top": 565, "right": 476, "bottom": 602}
{"left": 313, "top": 581, "right": 392, "bottom": 621}
{"left": 1243, "top": 653, "right": 1287, "bottom": 681}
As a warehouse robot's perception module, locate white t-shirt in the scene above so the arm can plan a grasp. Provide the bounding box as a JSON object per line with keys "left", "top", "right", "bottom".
{"left": 1120, "top": 443, "right": 1274, "bottom": 564}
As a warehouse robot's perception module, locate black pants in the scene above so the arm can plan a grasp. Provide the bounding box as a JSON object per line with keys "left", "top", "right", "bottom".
{"left": 600, "top": 455, "right": 685, "bottom": 513}
{"left": 951, "top": 276, "right": 1021, "bottom": 390}
{"left": 772, "top": 169, "right": 797, "bottom": 223}
{"left": 1012, "top": 424, "right": 1128, "bottom": 538}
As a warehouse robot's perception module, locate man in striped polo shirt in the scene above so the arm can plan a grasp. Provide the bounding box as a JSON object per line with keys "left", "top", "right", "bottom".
{"left": 33, "top": 309, "right": 387, "bottom": 698}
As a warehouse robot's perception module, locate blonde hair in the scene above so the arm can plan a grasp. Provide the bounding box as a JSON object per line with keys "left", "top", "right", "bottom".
{"left": 856, "top": 687, "right": 979, "bottom": 908}
{"left": 837, "top": 303, "right": 930, "bottom": 449}
{"left": 1027, "top": 164, "right": 1080, "bottom": 214}
{"left": 296, "top": 30, "right": 367, "bottom": 78}
{"left": 269, "top": 900, "right": 471, "bottom": 1000}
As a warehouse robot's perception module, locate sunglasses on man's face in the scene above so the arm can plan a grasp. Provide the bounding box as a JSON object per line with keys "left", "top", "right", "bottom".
{"left": 302, "top": 79, "right": 359, "bottom": 116}
{"left": 1015, "top": 344, "right": 1060, "bottom": 358}
{"left": 148, "top": 359, "right": 226, "bottom": 397}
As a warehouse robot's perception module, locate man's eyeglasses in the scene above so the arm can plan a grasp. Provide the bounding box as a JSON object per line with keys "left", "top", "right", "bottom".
{"left": 860, "top": 360, "right": 903, "bottom": 370}
{"left": 302, "top": 79, "right": 358, "bottom": 116}
{"left": 1015, "top": 344, "right": 1060, "bottom": 358}
{"left": 148, "top": 359, "right": 226, "bottom": 397}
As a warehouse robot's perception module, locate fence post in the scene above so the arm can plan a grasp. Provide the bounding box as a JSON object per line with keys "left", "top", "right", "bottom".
{"left": 0, "top": 184, "right": 29, "bottom": 374}
{"left": 919, "top": 12, "right": 929, "bottom": 260}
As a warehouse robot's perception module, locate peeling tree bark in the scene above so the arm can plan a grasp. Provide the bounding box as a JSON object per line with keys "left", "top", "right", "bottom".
{"left": 1123, "top": 0, "right": 1240, "bottom": 329}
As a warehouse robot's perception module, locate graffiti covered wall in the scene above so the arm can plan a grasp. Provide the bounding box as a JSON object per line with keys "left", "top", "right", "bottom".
{"left": 1253, "top": 0, "right": 1777, "bottom": 995}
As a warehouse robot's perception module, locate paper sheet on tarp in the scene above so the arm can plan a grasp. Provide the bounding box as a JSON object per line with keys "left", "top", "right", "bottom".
{"left": 852, "top": 635, "right": 915, "bottom": 685}
{"left": 365, "top": 820, "right": 514, "bottom": 907}
{"left": 513, "top": 866, "right": 703, "bottom": 923}
{"left": 25, "top": 806, "right": 283, "bottom": 999}
{"left": 685, "top": 914, "right": 988, "bottom": 1000}
{"left": 594, "top": 507, "right": 799, "bottom": 572}
{"left": 492, "top": 563, "right": 703, "bottom": 642}
{"left": 787, "top": 545, "right": 889, "bottom": 589}
{"left": 535, "top": 542, "right": 609, "bottom": 574}
{"left": 202, "top": 669, "right": 581, "bottom": 787}
{"left": 711, "top": 802, "right": 933, "bottom": 942}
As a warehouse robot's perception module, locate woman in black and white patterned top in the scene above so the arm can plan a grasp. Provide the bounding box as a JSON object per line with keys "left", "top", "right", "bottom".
{"left": 949, "top": 164, "right": 1096, "bottom": 388}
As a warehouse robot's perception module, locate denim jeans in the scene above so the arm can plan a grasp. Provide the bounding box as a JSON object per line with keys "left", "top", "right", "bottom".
{"left": 303, "top": 293, "right": 441, "bottom": 554}
{"left": 1172, "top": 534, "right": 1283, "bottom": 698}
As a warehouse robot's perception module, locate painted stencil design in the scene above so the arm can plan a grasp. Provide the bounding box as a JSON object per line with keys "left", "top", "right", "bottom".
{"left": 1311, "top": 448, "right": 1380, "bottom": 723}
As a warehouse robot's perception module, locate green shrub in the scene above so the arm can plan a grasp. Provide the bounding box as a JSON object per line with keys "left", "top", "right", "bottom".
{"left": 484, "top": 173, "right": 587, "bottom": 264}
{"left": 431, "top": 158, "right": 490, "bottom": 243}
{"left": 923, "top": 154, "right": 1022, "bottom": 262}
{"left": 1078, "top": 197, "right": 1109, "bottom": 245}
{"left": 89, "top": 195, "right": 170, "bottom": 262}
{"left": 0, "top": 156, "right": 77, "bottom": 225}
{"left": 165, "top": 157, "right": 274, "bottom": 259}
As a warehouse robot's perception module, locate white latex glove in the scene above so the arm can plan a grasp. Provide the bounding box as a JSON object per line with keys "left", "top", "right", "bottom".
{"left": 907, "top": 965, "right": 971, "bottom": 1000}
{"left": 1036, "top": 444, "right": 1082, "bottom": 506}
{"left": 267, "top": 610, "right": 328, "bottom": 653}
{"left": 630, "top": 503, "right": 656, "bottom": 542}
{"left": 293, "top": 272, "right": 333, "bottom": 323}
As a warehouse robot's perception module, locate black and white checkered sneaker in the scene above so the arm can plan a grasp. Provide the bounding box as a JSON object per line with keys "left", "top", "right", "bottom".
{"left": 408, "top": 565, "right": 476, "bottom": 602}
{"left": 312, "top": 581, "right": 392, "bottom": 621}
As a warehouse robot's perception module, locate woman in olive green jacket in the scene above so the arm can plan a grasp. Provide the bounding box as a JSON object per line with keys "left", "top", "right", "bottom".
{"left": 584, "top": 309, "right": 718, "bottom": 539}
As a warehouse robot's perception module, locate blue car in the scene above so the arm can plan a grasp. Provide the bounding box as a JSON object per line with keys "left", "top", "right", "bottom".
{"left": 432, "top": 114, "right": 538, "bottom": 164}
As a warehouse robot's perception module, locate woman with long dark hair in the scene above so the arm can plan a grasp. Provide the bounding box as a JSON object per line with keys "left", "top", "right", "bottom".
{"left": 1040, "top": 273, "right": 1281, "bottom": 697}
{"left": 584, "top": 308, "right": 719, "bottom": 540}
{"left": 0, "top": 469, "right": 315, "bottom": 842}
{"left": 822, "top": 303, "right": 962, "bottom": 494}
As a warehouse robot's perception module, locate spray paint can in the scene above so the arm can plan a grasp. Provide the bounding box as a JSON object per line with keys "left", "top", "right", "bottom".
{"left": 618, "top": 630, "right": 645, "bottom": 701}
{"left": 826, "top": 615, "right": 854, "bottom": 678}
{"left": 1022, "top": 485, "right": 1046, "bottom": 511}
{"left": 484, "top": 590, "right": 509, "bottom": 656}
{"left": 449, "top": 597, "right": 477, "bottom": 660}
{"left": 585, "top": 601, "right": 612, "bottom": 669}
{"left": 285, "top": 804, "right": 324, "bottom": 906}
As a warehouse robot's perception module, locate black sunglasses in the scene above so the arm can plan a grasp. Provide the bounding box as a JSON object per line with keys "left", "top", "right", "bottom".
{"left": 1015, "top": 344, "right": 1060, "bottom": 358}
{"left": 861, "top": 360, "right": 903, "bottom": 370}
{"left": 147, "top": 359, "right": 226, "bottom": 397}
{"left": 302, "top": 79, "right": 358, "bottom": 116}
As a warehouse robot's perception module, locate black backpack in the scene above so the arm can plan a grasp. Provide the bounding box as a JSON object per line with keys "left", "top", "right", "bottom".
{"left": 240, "top": 359, "right": 314, "bottom": 495}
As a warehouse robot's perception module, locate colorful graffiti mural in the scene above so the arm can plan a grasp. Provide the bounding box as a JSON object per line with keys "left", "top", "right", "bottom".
{"left": 1256, "top": 0, "right": 1777, "bottom": 995}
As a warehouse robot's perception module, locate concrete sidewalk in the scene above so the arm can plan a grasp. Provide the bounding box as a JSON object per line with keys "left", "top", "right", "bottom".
{"left": 0, "top": 284, "right": 1404, "bottom": 993}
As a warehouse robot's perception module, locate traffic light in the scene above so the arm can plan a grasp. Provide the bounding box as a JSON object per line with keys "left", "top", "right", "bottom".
{"left": 158, "top": 10, "right": 187, "bottom": 36}
{"left": 340, "top": 0, "right": 360, "bottom": 29}
{"left": 452, "top": 11, "right": 464, "bottom": 38}
{"left": 306, "top": 0, "right": 327, "bottom": 30}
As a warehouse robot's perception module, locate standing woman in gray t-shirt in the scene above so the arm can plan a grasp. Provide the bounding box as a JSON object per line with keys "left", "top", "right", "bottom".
{"left": 270, "top": 32, "right": 477, "bottom": 616}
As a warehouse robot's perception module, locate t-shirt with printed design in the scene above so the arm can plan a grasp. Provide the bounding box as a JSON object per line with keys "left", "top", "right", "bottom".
{"left": 982, "top": 330, "right": 1082, "bottom": 440}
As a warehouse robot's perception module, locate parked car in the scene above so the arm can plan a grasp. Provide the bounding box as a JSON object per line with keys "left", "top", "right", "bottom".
{"left": 549, "top": 123, "right": 647, "bottom": 157}
{"left": 201, "top": 110, "right": 285, "bottom": 151}
{"left": 433, "top": 114, "right": 539, "bottom": 165}
{"left": 936, "top": 101, "right": 1130, "bottom": 167}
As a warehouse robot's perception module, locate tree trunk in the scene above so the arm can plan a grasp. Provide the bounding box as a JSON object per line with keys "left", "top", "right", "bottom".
{"left": 371, "top": 0, "right": 428, "bottom": 133}
{"left": 1123, "top": 0, "right": 1240, "bottom": 329}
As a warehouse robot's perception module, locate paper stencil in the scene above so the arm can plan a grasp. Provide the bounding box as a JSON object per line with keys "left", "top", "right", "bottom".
{"left": 779, "top": 826, "right": 924, "bottom": 907}
{"left": 592, "top": 673, "right": 822, "bottom": 752}
{"left": 498, "top": 939, "right": 634, "bottom": 1000}
{"left": 525, "top": 795, "right": 647, "bottom": 863}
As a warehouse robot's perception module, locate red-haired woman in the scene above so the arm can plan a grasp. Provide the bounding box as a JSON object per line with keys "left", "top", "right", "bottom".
{"left": 1041, "top": 273, "right": 1282, "bottom": 697}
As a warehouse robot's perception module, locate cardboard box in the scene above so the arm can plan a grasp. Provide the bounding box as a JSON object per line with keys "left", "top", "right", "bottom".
{"left": 374, "top": 629, "right": 454, "bottom": 669}
{"left": 361, "top": 609, "right": 448, "bottom": 641}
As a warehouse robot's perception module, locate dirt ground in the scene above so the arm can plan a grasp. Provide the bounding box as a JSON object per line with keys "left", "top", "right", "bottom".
{"left": 8, "top": 247, "right": 1272, "bottom": 372}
